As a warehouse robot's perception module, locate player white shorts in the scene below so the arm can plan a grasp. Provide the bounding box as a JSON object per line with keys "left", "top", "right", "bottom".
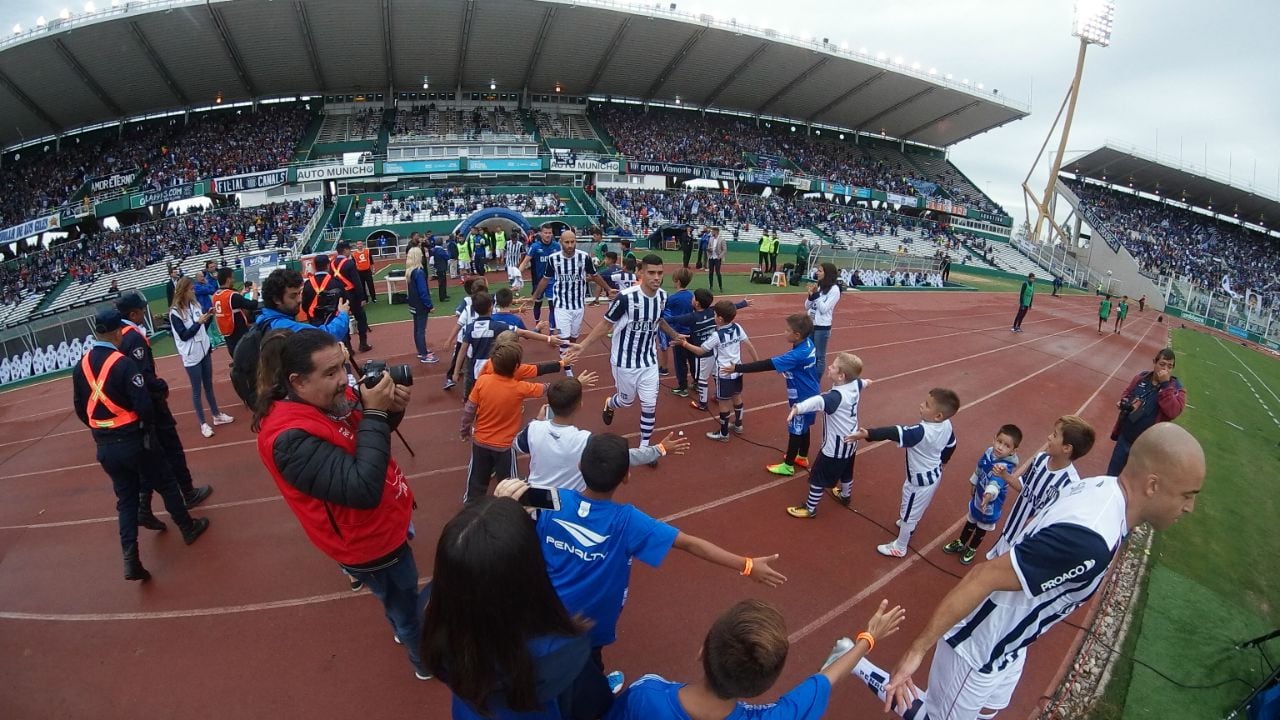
{"left": 554, "top": 307, "right": 585, "bottom": 339}
{"left": 612, "top": 364, "right": 659, "bottom": 408}
{"left": 899, "top": 479, "right": 941, "bottom": 531}
{"left": 923, "top": 640, "right": 1024, "bottom": 719}
{"left": 506, "top": 265, "right": 523, "bottom": 292}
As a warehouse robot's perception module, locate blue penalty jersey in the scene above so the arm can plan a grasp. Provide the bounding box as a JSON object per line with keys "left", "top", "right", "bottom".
{"left": 968, "top": 447, "right": 1018, "bottom": 526}
{"left": 536, "top": 489, "right": 679, "bottom": 648}
{"left": 607, "top": 673, "right": 831, "bottom": 720}
{"left": 491, "top": 311, "right": 527, "bottom": 330}
{"left": 772, "top": 338, "right": 820, "bottom": 403}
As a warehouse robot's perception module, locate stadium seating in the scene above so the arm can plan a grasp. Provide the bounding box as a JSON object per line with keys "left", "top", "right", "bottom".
{"left": 2, "top": 201, "right": 316, "bottom": 325}
{"left": 390, "top": 106, "right": 530, "bottom": 144}
{"left": 352, "top": 191, "right": 564, "bottom": 227}
{"left": 531, "top": 111, "right": 600, "bottom": 142}
{"left": 1067, "top": 178, "right": 1278, "bottom": 299}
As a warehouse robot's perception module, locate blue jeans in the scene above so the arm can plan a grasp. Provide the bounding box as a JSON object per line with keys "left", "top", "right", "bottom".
{"left": 345, "top": 545, "right": 430, "bottom": 673}
{"left": 411, "top": 310, "right": 429, "bottom": 357}
{"left": 1106, "top": 436, "right": 1132, "bottom": 476}
{"left": 812, "top": 326, "right": 831, "bottom": 365}
{"left": 183, "top": 351, "right": 219, "bottom": 425}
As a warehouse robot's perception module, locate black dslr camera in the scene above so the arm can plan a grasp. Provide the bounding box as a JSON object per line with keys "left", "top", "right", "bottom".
{"left": 1118, "top": 397, "right": 1136, "bottom": 415}
{"left": 359, "top": 359, "right": 414, "bottom": 388}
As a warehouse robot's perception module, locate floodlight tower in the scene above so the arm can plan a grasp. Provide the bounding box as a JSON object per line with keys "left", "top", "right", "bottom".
{"left": 1023, "top": 0, "right": 1115, "bottom": 245}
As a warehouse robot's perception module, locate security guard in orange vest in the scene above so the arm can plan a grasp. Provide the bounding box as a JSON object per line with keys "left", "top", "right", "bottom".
{"left": 116, "top": 292, "right": 214, "bottom": 525}
{"left": 301, "top": 254, "right": 342, "bottom": 325}
{"left": 73, "top": 309, "right": 210, "bottom": 582}
{"left": 353, "top": 241, "right": 377, "bottom": 303}
{"left": 334, "top": 241, "right": 371, "bottom": 352}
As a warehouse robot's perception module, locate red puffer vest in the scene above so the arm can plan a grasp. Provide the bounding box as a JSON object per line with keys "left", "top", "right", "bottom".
{"left": 257, "top": 393, "right": 414, "bottom": 566}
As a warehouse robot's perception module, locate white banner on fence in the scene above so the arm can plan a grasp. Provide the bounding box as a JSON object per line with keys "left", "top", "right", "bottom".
{"left": 296, "top": 163, "right": 375, "bottom": 182}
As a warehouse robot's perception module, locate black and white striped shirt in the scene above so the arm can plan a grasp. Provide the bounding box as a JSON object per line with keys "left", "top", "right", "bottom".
{"left": 988, "top": 452, "right": 1081, "bottom": 559}
{"left": 947, "top": 476, "right": 1126, "bottom": 673}
{"left": 543, "top": 250, "right": 597, "bottom": 310}
{"left": 791, "top": 378, "right": 864, "bottom": 459}
{"left": 504, "top": 238, "right": 524, "bottom": 268}
{"left": 604, "top": 286, "right": 667, "bottom": 369}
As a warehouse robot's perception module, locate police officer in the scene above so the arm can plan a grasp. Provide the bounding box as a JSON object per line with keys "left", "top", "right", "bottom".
{"left": 116, "top": 293, "right": 214, "bottom": 523}
{"left": 73, "top": 309, "right": 210, "bottom": 581}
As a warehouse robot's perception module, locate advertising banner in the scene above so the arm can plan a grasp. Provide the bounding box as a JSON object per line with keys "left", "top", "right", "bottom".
{"left": 87, "top": 168, "right": 139, "bottom": 195}
{"left": 242, "top": 250, "right": 285, "bottom": 286}
{"left": 296, "top": 163, "right": 376, "bottom": 182}
{"left": 466, "top": 157, "right": 543, "bottom": 172}
{"left": 1227, "top": 324, "right": 1250, "bottom": 339}
{"left": 550, "top": 154, "right": 622, "bottom": 172}
{"left": 212, "top": 168, "right": 289, "bottom": 194}
{"left": 887, "top": 192, "right": 918, "bottom": 207}
{"left": 131, "top": 181, "right": 205, "bottom": 209}
{"left": 0, "top": 214, "right": 59, "bottom": 245}
{"left": 854, "top": 187, "right": 872, "bottom": 199}
{"left": 626, "top": 161, "right": 739, "bottom": 181}
{"left": 382, "top": 159, "right": 463, "bottom": 175}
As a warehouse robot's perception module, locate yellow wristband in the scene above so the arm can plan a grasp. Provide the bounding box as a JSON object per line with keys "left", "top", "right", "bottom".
{"left": 741, "top": 557, "right": 754, "bottom": 577}
{"left": 856, "top": 631, "right": 875, "bottom": 652}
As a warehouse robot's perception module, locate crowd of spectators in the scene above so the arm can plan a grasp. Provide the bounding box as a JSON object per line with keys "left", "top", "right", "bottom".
{"left": 142, "top": 106, "right": 311, "bottom": 190}
{"left": 391, "top": 105, "right": 526, "bottom": 142}
{"left": 0, "top": 200, "right": 316, "bottom": 308}
{"left": 592, "top": 104, "right": 1004, "bottom": 215}
{"left": 1068, "top": 179, "right": 1279, "bottom": 300}
{"left": 603, "top": 188, "right": 832, "bottom": 234}
{"left": 0, "top": 106, "right": 311, "bottom": 228}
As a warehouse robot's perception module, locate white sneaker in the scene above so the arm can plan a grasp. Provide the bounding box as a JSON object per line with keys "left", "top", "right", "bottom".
{"left": 876, "top": 543, "right": 907, "bottom": 558}
{"left": 212, "top": 413, "right": 235, "bottom": 425}
{"left": 200, "top": 423, "right": 214, "bottom": 438}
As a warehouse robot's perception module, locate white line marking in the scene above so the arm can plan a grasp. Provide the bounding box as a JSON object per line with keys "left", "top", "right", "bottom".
{"left": 1225, "top": 420, "right": 1245, "bottom": 430}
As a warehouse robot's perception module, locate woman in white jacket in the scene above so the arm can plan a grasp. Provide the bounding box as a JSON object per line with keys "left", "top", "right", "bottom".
{"left": 805, "top": 262, "right": 841, "bottom": 363}
{"left": 169, "top": 277, "right": 234, "bottom": 438}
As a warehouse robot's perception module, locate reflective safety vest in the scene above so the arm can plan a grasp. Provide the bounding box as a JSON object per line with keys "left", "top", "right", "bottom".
{"left": 122, "top": 323, "right": 150, "bottom": 347}
{"left": 494, "top": 230, "right": 507, "bottom": 255}
{"left": 306, "top": 274, "right": 337, "bottom": 318}
{"left": 81, "top": 351, "right": 139, "bottom": 429}
{"left": 212, "top": 288, "right": 247, "bottom": 336}
{"left": 353, "top": 248, "right": 372, "bottom": 271}
{"left": 333, "top": 255, "right": 358, "bottom": 291}
{"left": 457, "top": 239, "right": 472, "bottom": 262}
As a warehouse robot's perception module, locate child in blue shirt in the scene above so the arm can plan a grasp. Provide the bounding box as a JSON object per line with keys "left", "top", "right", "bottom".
{"left": 942, "top": 424, "right": 1022, "bottom": 564}
{"left": 724, "top": 314, "right": 821, "bottom": 476}
{"left": 607, "top": 597, "right": 905, "bottom": 720}
{"left": 500, "top": 434, "right": 786, "bottom": 665}
{"left": 491, "top": 287, "right": 529, "bottom": 330}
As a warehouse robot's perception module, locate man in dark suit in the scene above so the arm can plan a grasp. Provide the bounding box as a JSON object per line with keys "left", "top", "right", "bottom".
{"left": 165, "top": 266, "right": 181, "bottom": 307}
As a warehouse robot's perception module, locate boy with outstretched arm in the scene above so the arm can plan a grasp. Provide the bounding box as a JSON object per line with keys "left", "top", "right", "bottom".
{"left": 494, "top": 433, "right": 786, "bottom": 673}
{"left": 451, "top": 290, "right": 569, "bottom": 397}
{"left": 680, "top": 301, "right": 759, "bottom": 441}
{"left": 605, "top": 597, "right": 906, "bottom": 720}
{"left": 515, "top": 377, "right": 689, "bottom": 491}
{"left": 846, "top": 388, "right": 960, "bottom": 558}
{"left": 783, "top": 352, "right": 873, "bottom": 518}
{"left": 942, "top": 424, "right": 1021, "bottom": 564}
{"left": 723, "top": 314, "right": 821, "bottom": 476}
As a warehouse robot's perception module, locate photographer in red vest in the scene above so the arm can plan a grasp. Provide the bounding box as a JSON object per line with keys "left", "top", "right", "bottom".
{"left": 252, "top": 328, "right": 426, "bottom": 680}
{"left": 212, "top": 268, "right": 257, "bottom": 358}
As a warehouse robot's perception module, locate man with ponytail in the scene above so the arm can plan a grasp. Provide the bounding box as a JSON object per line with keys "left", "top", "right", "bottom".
{"left": 252, "top": 329, "right": 428, "bottom": 680}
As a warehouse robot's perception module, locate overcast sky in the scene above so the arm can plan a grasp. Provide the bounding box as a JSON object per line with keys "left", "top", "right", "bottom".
{"left": 3, "top": 0, "right": 1279, "bottom": 226}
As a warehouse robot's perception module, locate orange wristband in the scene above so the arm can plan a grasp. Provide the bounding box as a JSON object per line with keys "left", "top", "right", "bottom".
{"left": 856, "top": 631, "right": 875, "bottom": 652}
{"left": 741, "top": 557, "right": 754, "bottom": 577}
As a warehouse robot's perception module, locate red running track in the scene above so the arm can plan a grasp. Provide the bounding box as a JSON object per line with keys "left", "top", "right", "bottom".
{"left": 0, "top": 289, "right": 1170, "bottom": 719}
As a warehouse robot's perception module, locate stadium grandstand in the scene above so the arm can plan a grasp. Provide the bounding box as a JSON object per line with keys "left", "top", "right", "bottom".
{"left": 1, "top": 2, "right": 1278, "bottom": 715}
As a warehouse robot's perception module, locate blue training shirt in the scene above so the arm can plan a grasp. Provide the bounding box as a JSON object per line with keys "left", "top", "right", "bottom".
{"left": 491, "top": 311, "right": 527, "bottom": 330}
{"left": 536, "top": 489, "right": 679, "bottom": 648}
{"left": 663, "top": 289, "right": 695, "bottom": 333}
{"left": 607, "top": 673, "right": 831, "bottom": 720}
{"left": 771, "top": 337, "right": 821, "bottom": 403}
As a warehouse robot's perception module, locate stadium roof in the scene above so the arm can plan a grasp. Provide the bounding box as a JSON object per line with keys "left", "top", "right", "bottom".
{"left": 1063, "top": 144, "right": 1280, "bottom": 231}
{"left": 0, "top": 0, "right": 1028, "bottom": 152}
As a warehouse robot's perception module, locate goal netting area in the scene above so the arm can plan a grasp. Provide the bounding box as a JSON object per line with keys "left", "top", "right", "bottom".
{"left": 0, "top": 288, "right": 152, "bottom": 388}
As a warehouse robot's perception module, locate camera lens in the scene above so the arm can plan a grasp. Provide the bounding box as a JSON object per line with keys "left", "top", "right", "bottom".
{"left": 389, "top": 364, "right": 414, "bottom": 386}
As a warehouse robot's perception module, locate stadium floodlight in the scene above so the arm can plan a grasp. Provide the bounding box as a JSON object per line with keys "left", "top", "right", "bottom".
{"left": 928, "top": 67, "right": 937, "bottom": 75}
{"left": 58, "top": 9, "right": 71, "bottom": 20}
{"left": 84, "top": 1, "right": 95, "bottom": 12}
{"left": 945, "top": 73, "right": 953, "bottom": 79}
{"left": 893, "top": 55, "right": 903, "bottom": 65}
{"left": 1025, "top": 1, "right": 1116, "bottom": 245}
{"left": 1072, "top": 0, "right": 1115, "bottom": 47}
{"left": 911, "top": 61, "right": 921, "bottom": 70}
{"left": 112, "top": 0, "right": 121, "bottom": 6}
{"left": 977, "top": 82, "right": 984, "bottom": 89}
{"left": 489, "top": 79, "right": 496, "bottom": 90}
{"left": 12, "top": 23, "right": 21, "bottom": 34}
{"left": 36, "top": 15, "right": 46, "bottom": 26}
{"left": 858, "top": 46, "right": 867, "bottom": 55}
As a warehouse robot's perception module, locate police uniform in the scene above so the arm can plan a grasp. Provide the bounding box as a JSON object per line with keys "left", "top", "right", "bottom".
{"left": 116, "top": 293, "right": 214, "bottom": 515}
{"left": 73, "top": 309, "right": 209, "bottom": 581}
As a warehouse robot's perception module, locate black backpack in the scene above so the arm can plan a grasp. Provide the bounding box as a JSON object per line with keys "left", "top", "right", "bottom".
{"left": 230, "top": 315, "right": 279, "bottom": 407}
